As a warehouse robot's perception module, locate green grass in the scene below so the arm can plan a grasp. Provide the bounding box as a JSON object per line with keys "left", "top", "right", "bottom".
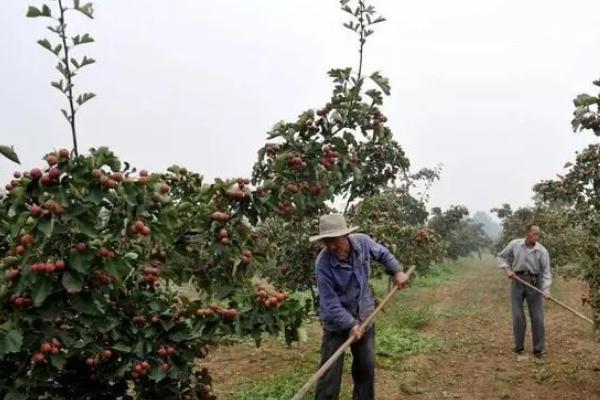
{"left": 375, "top": 306, "right": 440, "bottom": 366}
{"left": 376, "top": 327, "right": 439, "bottom": 358}
{"left": 234, "top": 371, "right": 311, "bottom": 400}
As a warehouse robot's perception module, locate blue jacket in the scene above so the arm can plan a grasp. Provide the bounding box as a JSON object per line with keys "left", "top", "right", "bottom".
{"left": 315, "top": 233, "right": 403, "bottom": 331}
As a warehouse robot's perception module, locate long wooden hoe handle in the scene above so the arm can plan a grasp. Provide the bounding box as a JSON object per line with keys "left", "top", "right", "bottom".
{"left": 511, "top": 275, "right": 594, "bottom": 325}
{"left": 291, "top": 265, "right": 417, "bottom": 400}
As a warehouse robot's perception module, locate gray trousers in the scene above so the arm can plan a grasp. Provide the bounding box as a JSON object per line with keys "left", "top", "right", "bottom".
{"left": 315, "top": 325, "right": 375, "bottom": 400}
{"left": 511, "top": 278, "right": 545, "bottom": 353}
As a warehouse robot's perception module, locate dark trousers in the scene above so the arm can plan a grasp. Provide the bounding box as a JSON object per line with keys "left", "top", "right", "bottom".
{"left": 511, "top": 277, "right": 545, "bottom": 353}
{"left": 314, "top": 325, "right": 375, "bottom": 400}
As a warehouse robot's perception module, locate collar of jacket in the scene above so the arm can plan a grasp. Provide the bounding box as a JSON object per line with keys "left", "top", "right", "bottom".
{"left": 518, "top": 238, "right": 542, "bottom": 251}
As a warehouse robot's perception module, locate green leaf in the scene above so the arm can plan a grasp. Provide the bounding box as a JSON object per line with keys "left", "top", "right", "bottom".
{"left": 51, "top": 80, "right": 64, "bottom": 92}
{"left": 365, "top": 89, "right": 383, "bottom": 105}
{"left": 37, "top": 38, "right": 53, "bottom": 53}
{"left": 104, "top": 258, "right": 132, "bottom": 284}
{"left": 0, "top": 145, "right": 20, "bottom": 164}
{"left": 37, "top": 217, "right": 55, "bottom": 237}
{"left": 124, "top": 252, "right": 139, "bottom": 260}
{"left": 50, "top": 354, "right": 67, "bottom": 370}
{"left": 370, "top": 71, "right": 391, "bottom": 96}
{"left": 0, "top": 325, "right": 23, "bottom": 355}
{"left": 32, "top": 278, "right": 53, "bottom": 306}
{"left": 56, "top": 62, "right": 69, "bottom": 79}
{"left": 73, "top": 217, "right": 96, "bottom": 237}
{"left": 72, "top": 293, "right": 100, "bottom": 315}
{"left": 573, "top": 93, "right": 598, "bottom": 107}
{"left": 4, "top": 390, "right": 27, "bottom": 400}
{"left": 68, "top": 252, "right": 94, "bottom": 274}
{"left": 168, "top": 330, "right": 190, "bottom": 343}
{"left": 149, "top": 366, "right": 167, "bottom": 382}
{"left": 76, "top": 92, "right": 96, "bottom": 106}
{"left": 74, "top": 2, "right": 94, "bottom": 19}
{"left": 343, "top": 131, "right": 358, "bottom": 146}
{"left": 53, "top": 44, "right": 62, "bottom": 55}
{"left": 215, "top": 284, "right": 233, "bottom": 299}
{"left": 112, "top": 343, "right": 132, "bottom": 353}
{"left": 72, "top": 33, "right": 95, "bottom": 46}
{"left": 121, "top": 184, "right": 138, "bottom": 207}
{"left": 78, "top": 56, "right": 96, "bottom": 69}
{"left": 26, "top": 5, "right": 52, "bottom": 18}
{"left": 62, "top": 271, "right": 83, "bottom": 293}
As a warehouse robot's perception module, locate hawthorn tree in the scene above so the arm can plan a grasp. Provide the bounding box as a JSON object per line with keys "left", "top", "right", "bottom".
{"left": 347, "top": 186, "right": 446, "bottom": 273}
{"left": 428, "top": 205, "right": 491, "bottom": 260}
{"left": 251, "top": 0, "right": 416, "bottom": 300}
{"left": 0, "top": 149, "right": 309, "bottom": 399}
{"left": 533, "top": 79, "right": 600, "bottom": 327}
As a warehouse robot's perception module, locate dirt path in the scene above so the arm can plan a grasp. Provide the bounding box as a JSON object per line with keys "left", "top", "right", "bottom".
{"left": 393, "top": 257, "right": 600, "bottom": 400}
{"left": 204, "top": 257, "right": 600, "bottom": 399}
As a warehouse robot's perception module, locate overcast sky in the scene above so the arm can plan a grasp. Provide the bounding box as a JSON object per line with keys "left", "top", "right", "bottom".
{"left": 1, "top": 0, "right": 599, "bottom": 215}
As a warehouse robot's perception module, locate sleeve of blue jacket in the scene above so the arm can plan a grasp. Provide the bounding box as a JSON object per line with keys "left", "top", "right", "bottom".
{"left": 316, "top": 263, "right": 356, "bottom": 331}
{"left": 363, "top": 234, "right": 403, "bottom": 275}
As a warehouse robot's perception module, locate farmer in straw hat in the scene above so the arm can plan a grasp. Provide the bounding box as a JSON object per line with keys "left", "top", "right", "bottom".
{"left": 310, "top": 213, "right": 409, "bottom": 400}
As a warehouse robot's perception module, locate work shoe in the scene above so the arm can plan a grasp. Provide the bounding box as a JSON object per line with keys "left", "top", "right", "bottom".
{"left": 513, "top": 347, "right": 525, "bottom": 355}
{"left": 533, "top": 351, "right": 545, "bottom": 359}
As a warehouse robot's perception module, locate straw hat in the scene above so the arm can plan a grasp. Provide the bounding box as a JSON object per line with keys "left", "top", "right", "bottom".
{"left": 308, "top": 213, "right": 359, "bottom": 242}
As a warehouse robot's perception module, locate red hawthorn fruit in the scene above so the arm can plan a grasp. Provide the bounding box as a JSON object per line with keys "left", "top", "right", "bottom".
{"left": 40, "top": 343, "right": 52, "bottom": 354}
{"left": 99, "top": 247, "right": 112, "bottom": 258}
{"left": 55, "top": 260, "right": 66, "bottom": 271}
{"left": 75, "top": 243, "right": 87, "bottom": 253}
{"left": 85, "top": 357, "right": 97, "bottom": 368}
{"left": 30, "top": 168, "right": 43, "bottom": 180}
{"left": 132, "top": 220, "right": 145, "bottom": 233}
{"left": 30, "top": 204, "right": 42, "bottom": 217}
{"left": 48, "top": 168, "right": 61, "bottom": 180}
{"left": 47, "top": 154, "right": 59, "bottom": 166}
{"left": 32, "top": 352, "right": 45, "bottom": 364}
{"left": 40, "top": 174, "right": 53, "bottom": 186}
{"left": 101, "top": 350, "right": 112, "bottom": 361}
{"left": 7, "top": 268, "right": 20, "bottom": 280}
{"left": 20, "top": 234, "right": 33, "bottom": 246}
{"left": 210, "top": 211, "right": 229, "bottom": 222}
